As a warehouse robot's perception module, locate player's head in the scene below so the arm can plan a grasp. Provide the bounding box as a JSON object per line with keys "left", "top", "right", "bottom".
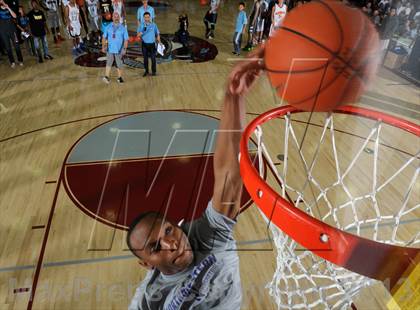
{"left": 142, "top": 0, "right": 148, "bottom": 6}
{"left": 143, "top": 11, "right": 151, "bottom": 23}
{"left": 126, "top": 212, "right": 194, "bottom": 275}
{"left": 18, "top": 5, "right": 25, "bottom": 14}
{"left": 112, "top": 11, "right": 120, "bottom": 24}
{"left": 31, "top": 0, "right": 39, "bottom": 9}
{"left": 239, "top": 2, "right": 245, "bottom": 10}
{"left": 390, "top": 7, "right": 396, "bottom": 16}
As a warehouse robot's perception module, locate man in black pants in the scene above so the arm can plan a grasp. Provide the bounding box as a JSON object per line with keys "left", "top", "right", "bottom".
{"left": 203, "top": 0, "right": 220, "bottom": 39}
{"left": 0, "top": 0, "right": 23, "bottom": 67}
{"left": 137, "top": 11, "right": 160, "bottom": 77}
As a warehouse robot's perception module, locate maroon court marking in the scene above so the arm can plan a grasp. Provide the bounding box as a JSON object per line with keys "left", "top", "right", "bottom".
{"left": 14, "top": 288, "right": 30, "bottom": 294}
{"left": 27, "top": 168, "right": 64, "bottom": 310}
{"left": 31, "top": 225, "right": 45, "bottom": 230}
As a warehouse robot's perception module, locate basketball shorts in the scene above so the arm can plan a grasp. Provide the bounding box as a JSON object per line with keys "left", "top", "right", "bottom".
{"left": 204, "top": 11, "right": 217, "bottom": 25}
{"left": 69, "top": 22, "right": 81, "bottom": 38}
{"left": 46, "top": 11, "right": 60, "bottom": 29}
{"left": 106, "top": 53, "right": 123, "bottom": 68}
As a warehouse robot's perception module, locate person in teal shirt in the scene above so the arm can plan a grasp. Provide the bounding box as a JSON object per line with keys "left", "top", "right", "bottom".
{"left": 233, "top": 2, "right": 247, "bottom": 55}
{"left": 137, "top": 11, "right": 160, "bottom": 77}
{"left": 102, "top": 12, "right": 128, "bottom": 84}
{"left": 136, "top": 0, "right": 154, "bottom": 27}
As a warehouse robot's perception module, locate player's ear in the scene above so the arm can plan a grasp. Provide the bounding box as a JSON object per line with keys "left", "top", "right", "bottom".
{"left": 137, "top": 259, "right": 153, "bottom": 270}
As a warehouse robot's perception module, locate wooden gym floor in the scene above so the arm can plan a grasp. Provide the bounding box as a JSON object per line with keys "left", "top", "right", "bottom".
{"left": 0, "top": 0, "right": 418, "bottom": 309}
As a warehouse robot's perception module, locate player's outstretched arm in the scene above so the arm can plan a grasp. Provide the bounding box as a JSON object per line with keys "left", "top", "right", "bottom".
{"left": 212, "top": 45, "right": 265, "bottom": 219}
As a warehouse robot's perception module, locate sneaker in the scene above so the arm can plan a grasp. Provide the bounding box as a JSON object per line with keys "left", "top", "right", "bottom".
{"left": 38, "top": 57, "right": 44, "bottom": 63}
{"left": 102, "top": 76, "right": 110, "bottom": 84}
{"left": 45, "top": 54, "right": 54, "bottom": 60}
{"left": 10, "top": 62, "right": 16, "bottom": 68}
{"left": 19, "top": 62, "right": 23, "bottom": 66}
{"left": 117, "top": 77, "right": 124, "bottom": 83}
{"left": 143, "top": 72, "right": 149, "bottom": 77}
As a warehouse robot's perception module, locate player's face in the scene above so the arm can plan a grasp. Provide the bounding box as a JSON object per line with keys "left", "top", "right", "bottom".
{"left": 144, "top": 14, "right": 151, "bottom": 23}
{"left": 142, "top": 0, "right": 147, "bottom": 6}
{"left": 113, "top": 12, "right": 120, "bottom": 24}
{"left": 131, "top": 217, "right": 194, "bottom": 275}
{"left": 239, "top": 4, "right": 244, "bottom": 11}
{"left": 31, "top": 1, "right": 38, "bottom": 9}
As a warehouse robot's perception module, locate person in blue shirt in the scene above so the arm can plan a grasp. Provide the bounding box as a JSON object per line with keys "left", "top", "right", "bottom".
{"left": 136, "top": 0, "right": 154, "bottom": 28}
{"left": 102, "top": 11, "right": 128, "bottom": 84}
{"left": 233, "top": 2, "right": 247, "bottom": 55}
{"left": 137, "top": 11, "right": 160, "bottom": 77}
{"left": 0, "top": 0, "right": 23, "bottom": 67}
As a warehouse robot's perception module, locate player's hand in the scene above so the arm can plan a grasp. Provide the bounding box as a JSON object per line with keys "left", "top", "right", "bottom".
{"left": 121, "top": 48, "right": 126, "bottom": 56}
{"left": 227, "top": 44, "right": 265, "bottom": 96}
{"left": 69, "top": 25, "right": 73, "bottom": 32}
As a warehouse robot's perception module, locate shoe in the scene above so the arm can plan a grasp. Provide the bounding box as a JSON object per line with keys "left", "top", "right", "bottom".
{"left": 143, "top": 72, "right": 149, "bottom": 77}
{"left": 45, "top": 54, "right": 53, "bottom": 60}
{"left": 117, "top": 77, "right": 124, "bottom": 83}
{"left": 19, "top": 62, "right": 23, "bottom": 66}
{"left": 102, "top": 76, "right": 110, "bottom": 84}
{"left": 10, "top": 62, "right": 16, "bottom": 68}
{"left": 152, "top": 72, "right": 156, "bottom": 76}
{"left": 38, "top": 57, "right": 44, "bottom": 63}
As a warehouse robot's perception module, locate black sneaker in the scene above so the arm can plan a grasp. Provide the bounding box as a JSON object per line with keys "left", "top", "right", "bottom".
{"left": 117, "top": 77, "right": 124, "bottom": 83}
{"left": 143, "top": 72, "right": 149, "bottom": 77}
{"left": 38, "top": 57, "right": 44, "bottom": 63}
{"left": 45, "top": 54, "right": 53, "bottom": 60}
{"left": 102, "top": 76, "right": 110, "bottom": 84}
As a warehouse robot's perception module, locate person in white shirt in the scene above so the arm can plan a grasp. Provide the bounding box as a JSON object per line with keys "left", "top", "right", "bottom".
{"left": 269, "top": 0, "right": 287, "bottom": 37}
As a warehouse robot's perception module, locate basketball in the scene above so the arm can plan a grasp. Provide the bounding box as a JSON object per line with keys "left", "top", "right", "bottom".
{"left": 265, "top": 0, "right": 380, "bottom": 112}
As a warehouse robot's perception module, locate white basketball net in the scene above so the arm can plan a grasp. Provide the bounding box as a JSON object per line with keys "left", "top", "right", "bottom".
{"left": 252, "top": 111, "right": 419, "bottom": 309}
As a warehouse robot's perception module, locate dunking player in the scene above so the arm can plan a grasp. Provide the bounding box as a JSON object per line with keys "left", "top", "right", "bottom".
{"left": 127, "top": 46, "right": 265, "bottom": 309}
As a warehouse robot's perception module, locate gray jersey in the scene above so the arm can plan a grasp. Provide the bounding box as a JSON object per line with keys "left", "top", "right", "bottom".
{"left": 129, "top": 202, "right": 242, "bottom": 310}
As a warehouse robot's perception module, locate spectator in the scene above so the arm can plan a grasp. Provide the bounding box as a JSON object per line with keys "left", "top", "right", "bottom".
{"left": 86, "top": 0, "right": 100, "bottom": 39}
{"left": 269, "top": 0, "right": 287, "bottom": 37}
{"left": 380, "top": 7, "right": 399, "bottom": 52}
{"left": 99, "top": 0, "right": 113, "bottom": 38}
{"left": 42, "top": 0, "right": 64, "bottom": 44}
{"left": 137, "top": 11, "right": 160, "bottom": 77}
{"left": 27, "top": 0, "right": 53, "bottom": 62}
{"left": 175, "top": 13, "right": 189, "bottom": 48}
{"left": 204, "top": 0, "right": 220, "bottom": 39}
{"left": 0, "top": 0, "right": 23, "bottom": 67}
{"left": 16, "top": 5, "right": 36, "bottom": 56}
{"left": 102, "top": 11, "right": 128, "bottom": 84}
{"left": 112, "top": 0, "right": 125, "bottom": 24}
{"left": 233, "top": 1, "right": 247, "bottom": 56}
{"left": 65, "top": 0, "right": 83, "bottom": 55}
{"left": 372, "top": 9, "right": 382, "bottom": 27}
{"left": 137, "top": 0, "right": 154, "bottom": 27}
{"left": 76, "top": 0, "right": 89, "bottom": 38}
